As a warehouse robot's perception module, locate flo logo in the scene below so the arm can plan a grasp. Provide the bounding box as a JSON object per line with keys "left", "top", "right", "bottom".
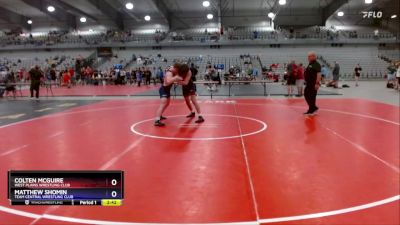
{"left": 362, "top": 11, "right": 383, "bottom": 18}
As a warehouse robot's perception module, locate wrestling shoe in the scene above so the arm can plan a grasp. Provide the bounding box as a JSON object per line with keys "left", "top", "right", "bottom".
{"left": 154, "top": 120, "right": 165, "bottom": 127}
{"left": 195, "top": 116, "right": 205, "bottom": 123}
{"left": 186, "top": 112, "right": 195, "bottom": 118}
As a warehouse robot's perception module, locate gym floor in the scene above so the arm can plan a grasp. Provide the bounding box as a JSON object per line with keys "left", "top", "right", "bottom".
{"left": 0, "top": 81, "right": 399, "bottom": 225}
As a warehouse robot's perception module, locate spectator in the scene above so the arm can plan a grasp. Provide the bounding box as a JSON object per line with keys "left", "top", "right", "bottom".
{"left": 296, "top": 63, "right": 305, "bottom": 97}
{"left": 62, "top": 69, "right": 71, "bottom": 88}
{"left": 144, "top": 68, "right": 151, "bottom": 85}
{"left": 131, "top": 69, "right": 137, "bottom": 84}
{"left": 396, "top": 63, "right": 400, "bottom": 90}
{"left": 374, "top": 30, "right": 379, "bottom": 40}
{"left": 289, "top": 27, "right": 294, "bottom": 39}
{"left": 0, "top": 68, "right": 6, "bottom": 97}
{"left": 354, "top": 64, "right": 362, "bottom": 87}
{"left": 1, "top": 69, "right": 11, "bottom": 82}
{"left": 69, "top": 67, "right": 75, "bottom": 81}
{"left": 83, "top": 66, "right": 92, "bottom": 85}
{"left": 80, "top": 68, "right": 85, "bottom": 85}
{"left": 286, "top": 60, "right": 297, "bottom": 97}
{"left": 50, "top": 67, "right": 56, "bottom": 81}
{"left": 75, "top": 59, "right": 82, "bottom": 81}
{"left": 57, "top": 70, "right": 62, "bottom": 86}
{"left": 29, "top": 65, "right": 43, "bottom": 99}
{"left": 126, "top": 70, "right": 131, "bottom": 85}
{"left": 18, "top": 68, "right": 24, "bottom": 81}
{"left": 386, "top": 63, "right": 397, "bottom": 88}
{"left": 320, "top": 65, "right": 329, "bottom": 84}
{"left": 253, "top": 31, "right": 258, "bottom": 39}
{"left": 151, "top": 67, "right": 157, "bottom": 84}
{"left": 252, "top": 67, "right": 259, "bottom": 79}
{"left": 136, "top": 68, "right": 142, "bottom": 87}
{"left": 157, "top": 67, "right": 164, "bottom": 84}
{"left": 120, "top": 69, "right": 126, "bottom": 85}
{"left": 327, "top": 61, "right": 340, "bottom": 88}
{"left": 5, "top": 71, "right": 16, "bottom": 97}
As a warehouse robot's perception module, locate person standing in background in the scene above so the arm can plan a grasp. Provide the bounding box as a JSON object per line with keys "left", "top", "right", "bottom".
{"left": 296, "top": 63, "right": 304, "bottom": 97}
{"left": 131, "top": 69, "right": 137, "bottom": 84}
{"left": 4, "top": 71, "right": 16, "bottom": 97}
{"left": 151, "top": 67, "right": 157, "bottom": 85}
{"left": 50, "top": 67, "right": 56, "bottom": 82}
{"left": 120, "top": 69, "right": 126, "bottom": 85}
{"left": 304, "top": 52, "right": 321, "bottom": 115}
{"left": 286, "top": 60, "right": 297, "bottom": 97}
{"left": 62, "top": 69, "right": 72, "bottom": 88}
{"left": 75, "top": 59, "right": 82, "bottom": 83}
{"left": 386, "top": 63, "right": 396, "bottom": 87}
{"left": 320, "top": 65, "right": 328, "bottom": 84}
{"left": 144, "top": 68, "right": 151, "bottom": 85}
{"left": 136, "top": 68, "right": 142, "bottom": 87}
{"left": 29, "top": 65, "right": 43, "bottom": 99}
{"left": 395, "top": 63, "right": 400, "bottom": 90}
{"left": 252, "top": 67, "right": 259, "bottom": 80}
{"left": 156, "top": 67, "right": 163, "bottom": 84}
{"left": 18, "top": 68, "right": 24, "bottom": 82}
{"left": 69, "top": 67, "right": 75, "bottom": 84}
{"left": 327, "top": 61, "right": 340, "bottom": 88}
{"left": 354, "top": 64, "right": 362, "bottom": 87}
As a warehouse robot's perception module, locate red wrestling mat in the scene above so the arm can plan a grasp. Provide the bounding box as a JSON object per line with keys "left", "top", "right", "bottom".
{"left": 0, "top": 98, "right": 398, "bottom": 225}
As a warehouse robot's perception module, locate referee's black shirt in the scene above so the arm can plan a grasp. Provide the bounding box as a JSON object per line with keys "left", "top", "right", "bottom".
{"left": 305, "top": 60, "right": 321, "bottom": 86}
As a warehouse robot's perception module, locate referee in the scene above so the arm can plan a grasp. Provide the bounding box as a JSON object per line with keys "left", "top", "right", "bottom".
{"left": 304, "top": 52, "right": 321, "bottom": 115}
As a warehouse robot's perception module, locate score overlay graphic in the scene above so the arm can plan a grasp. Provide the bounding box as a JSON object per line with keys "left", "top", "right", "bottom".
{"left": 8, "top": 171, "right": 124, "bottom": 206}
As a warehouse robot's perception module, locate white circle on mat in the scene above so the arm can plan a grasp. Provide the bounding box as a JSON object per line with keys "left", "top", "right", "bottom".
{"left": 130, "top": 114, "right": 267, "bottom": 141}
